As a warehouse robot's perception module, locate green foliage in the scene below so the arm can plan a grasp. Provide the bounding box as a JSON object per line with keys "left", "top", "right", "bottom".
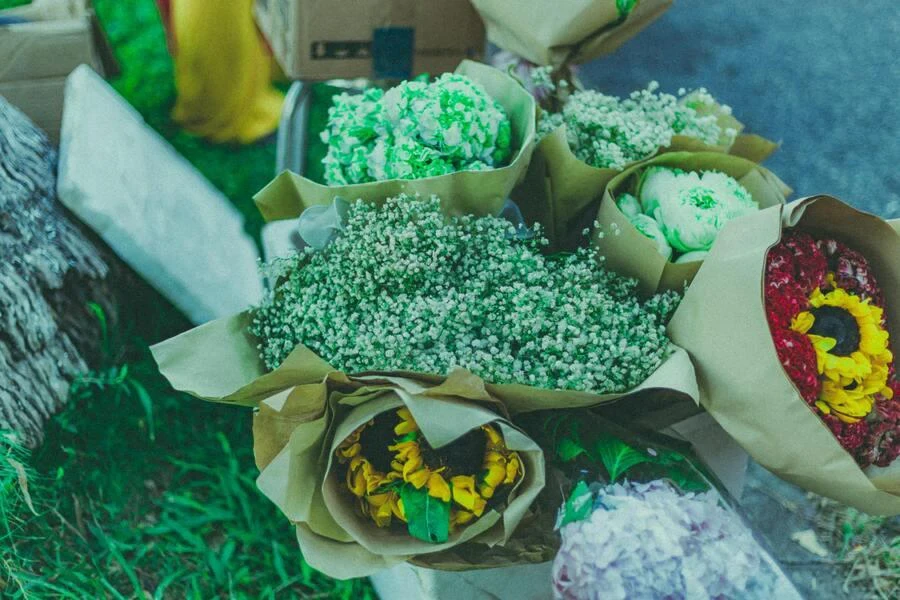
{"left": 400, "top": 484, "right": 450, "bottom": 544}
{"left": 0, "top": 0, "right": 372, "bottom": 596}
{"left": 0, "top": 0, "right": 30, "bottom": 11}
{"left": 1, "top": 316, "right": 374, "bottom": 598}
{"left": 616, "top": 0, "right": 638, "bottom": 18}
{"left": 557, "top": 481, "right": 593, "bottom": 528}
{"left": 592, "top": 436, "right": 651, "bottom": 483}
{"left": 542, "top": 411, "right": 710, "bottom": 491}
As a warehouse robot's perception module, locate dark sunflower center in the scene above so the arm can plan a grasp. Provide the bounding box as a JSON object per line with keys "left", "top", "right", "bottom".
{"left": 420, "top": 428, "right": 486, "bottom": 477}
{"left": 357, "top": 415, "right": 399, "bottom": 473}
{"left": 809, "top": 306, "right": 860, "bottom": 356}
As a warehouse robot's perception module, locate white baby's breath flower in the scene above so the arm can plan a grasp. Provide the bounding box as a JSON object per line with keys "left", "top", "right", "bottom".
{"left": 251, "top": 195, "right": 678, "bottom": 394}
{"left": 538, "top": 84, "right": 726, "bottom": 170}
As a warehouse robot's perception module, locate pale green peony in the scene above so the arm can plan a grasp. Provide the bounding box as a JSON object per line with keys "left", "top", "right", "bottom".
{"left": 616, "top": 194, "right": 673, "bottom": 260}
{"left": 636, "top": 167, "right": 757, "bottom": 255}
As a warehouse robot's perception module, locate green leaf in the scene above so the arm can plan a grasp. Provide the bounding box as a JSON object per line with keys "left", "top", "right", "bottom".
{"left": 399, "top": 485, "right": 450, "bottom": 544}
{"left": 591, "top": 435, "right": 650, "bottom": 482}
{"left": 617, "top": 0, "right": 638, "bottom": 18}
{"left": 128, "top": 379, "right": 156, "bottom": 442}
{"left": 558, "top": 481, "right": 593, "bottom": 528}
{"left": 396, "top": 431, "right": 418, "bottom": 444}
{"left": 646, "top": 448, "right": 710, "bottom": 492}
{"left": 556, "top": 436, "right": 587, "bottom": 463}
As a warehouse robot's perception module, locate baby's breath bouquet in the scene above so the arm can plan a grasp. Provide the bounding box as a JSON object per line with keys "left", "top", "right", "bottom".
{"left": 514, "top": 80, "right": 778, "bottom": 250}
{"left": 255, "top": 60, "right": 537, "bottom": 223}
{"left": 252, "top": 195, "right": 684, "bottom": 397}
{"left": 594, "top": 151, "right": 789, "bottom": 296}
{"left": 669, "top": 196, "right": 900, "bottom": 515}
{"left": 152, "top": 193, "right": 700, "bottom": 576}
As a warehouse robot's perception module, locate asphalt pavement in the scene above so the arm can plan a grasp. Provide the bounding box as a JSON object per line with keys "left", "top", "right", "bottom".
{"left": 581, "top": 0, "right": 900, "bottom": 218}
{"left": 582, "top": 4, "right": 899, "bottom": 596}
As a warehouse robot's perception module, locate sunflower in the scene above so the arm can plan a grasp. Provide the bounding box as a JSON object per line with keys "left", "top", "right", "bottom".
{"left": 335, "top": 407, "right": 522, "bottom": 542}
{"left": 790, "top": 285, "right": 894, "bottom": 423}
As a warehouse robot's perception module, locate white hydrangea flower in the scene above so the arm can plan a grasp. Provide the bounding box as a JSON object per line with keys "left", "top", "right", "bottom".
{"left": 552, "top": 481, "right": 778, "bottom": 600}
{"left": 638, "top": 167, "right": 758, "bottom": 254}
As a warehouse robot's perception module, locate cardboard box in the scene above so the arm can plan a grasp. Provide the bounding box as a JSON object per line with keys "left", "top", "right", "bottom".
{"left": 0, "top": 1, "right": 101, "bottom": 141}
{"left": 254, "top": 0, "right": 485, "bottom": 80}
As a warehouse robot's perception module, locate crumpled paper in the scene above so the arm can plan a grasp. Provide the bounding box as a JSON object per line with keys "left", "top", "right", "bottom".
{"left": 668, "top": 195, "right": 900, "bottom": 515}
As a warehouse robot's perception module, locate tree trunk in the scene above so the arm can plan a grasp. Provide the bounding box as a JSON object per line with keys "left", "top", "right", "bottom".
{"left": 0, "top": 98, "right": 116, "bottom": 447}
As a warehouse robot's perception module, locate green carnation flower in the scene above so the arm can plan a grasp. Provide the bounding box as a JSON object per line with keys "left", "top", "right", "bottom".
{"left": 321, "top": 74, "right": 512, "bottom": 185}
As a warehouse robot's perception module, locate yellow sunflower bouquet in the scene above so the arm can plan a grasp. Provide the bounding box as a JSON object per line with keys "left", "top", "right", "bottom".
{"left": 337, "top": 407, "right": 523, "bottom": 539}
{"left": 153, "top": 329, "right": 544, "bottom": 578}
{"left": 668, "top": 195, "right": 900, "bottom": 515}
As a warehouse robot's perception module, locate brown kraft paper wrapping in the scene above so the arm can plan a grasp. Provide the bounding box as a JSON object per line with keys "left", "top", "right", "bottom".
{"left": 253, "top": 60, "right": 537, "bottom": 222}
{"left": 470, "top": 0, "right": 672, "bottom": 67}
{"left": 592, "top": 151, "right": 790, "bottom": 297}
{"left": 152, "top": 325, "right": 548, "bottom": 578}
{"left": 514, "top": 103, "right": 780, "bottom": 252}
{"left": 150, "top": 316, "right": 699, "bottom": 573}
{"left": 667, "top": 195, "right": 900, "bottom": 515}
{"left": 150, "top": 311, "right": 699, "bottom": 415}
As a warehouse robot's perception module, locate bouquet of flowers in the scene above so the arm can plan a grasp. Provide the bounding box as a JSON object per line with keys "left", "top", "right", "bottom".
{"left": 152, "top": 193, "right": 701, "bottom": 575}
{"left": 472, "top": 0, "right": 673, "bottom": 67}
{"left": 764, "top": 232, "right": 898, "bottom": 468}
{"left": 669, "top": 196, "right": 900, "bottom": 514}
{"left": 513, "top": 80, "right": 778, "bottom": 250}
{"left": 250, "top": 195, "right": 685, "bottom": 399}
{"left": 255, "top": 61, "right": 537, "bottom": 222}
{"left": 248, "top": 366, "right": 545, "bottom": 579}
{"left": 520, "top": 412, "right": 801, "bottom": 600}
{"left": 320, "top": 73, "right": 512, "bottom": 185}
{"left": 595, "top": 151, "right": 789, "bottom": 295}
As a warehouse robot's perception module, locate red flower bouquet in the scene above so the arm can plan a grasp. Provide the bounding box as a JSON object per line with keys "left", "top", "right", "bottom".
{"left": 764, "top": 232, "right": 899, "bottom": 468}
{"left": 668, "top": 196, "right": 900, "bottom": 514}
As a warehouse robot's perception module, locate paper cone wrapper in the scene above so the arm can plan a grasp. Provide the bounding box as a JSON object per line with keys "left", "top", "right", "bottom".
{"left": 151, "top": 310, "right": 699, "bottom": 414}
{"left": 668, "top": 195, "right": 900, "bottom": 515}
{"left": 591, "top": 151, "right": 789, "bottom": 297}
{"left": 256, "top": 373, "right": 543, "bottom": 578}
{"left": 513, "top": 93, "right": 780, "bottom": 252}
{"left": 253, "top": 60, "right": 536, "bottom": 222}
{"left": 149, "top": 306, "right": 699, "bottom": 573}
{"left": 471, "top": 0, "right": 672, "bottom": 67}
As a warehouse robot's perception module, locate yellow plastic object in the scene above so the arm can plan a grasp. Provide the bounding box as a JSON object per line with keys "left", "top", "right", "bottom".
{"left": 170, "top": 0, "right": 283, "bottom": 143}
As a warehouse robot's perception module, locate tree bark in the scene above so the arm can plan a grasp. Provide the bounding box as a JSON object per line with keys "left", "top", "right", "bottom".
{"left": 0, "top": 98, "right": 116, "bottom": 447}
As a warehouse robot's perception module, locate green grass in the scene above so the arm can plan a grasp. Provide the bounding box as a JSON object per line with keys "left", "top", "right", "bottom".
{"left": 0, "top": 0, "right": 30, "bottom": 11}
{"left": 1, "top": 346, "right": 372, "bottom": 598}
{"left": 0, "top": 0, "right": 371, "bottom": 597}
